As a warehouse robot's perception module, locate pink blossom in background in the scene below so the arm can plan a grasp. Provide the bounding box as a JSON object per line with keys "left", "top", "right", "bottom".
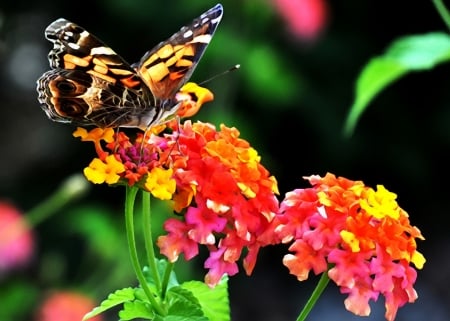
{"left": 37, "top": 291, "right": 103, "bottom": 321}
{"left": 0, "top": 201, "right": 34, "bottom": 273}
{"left": 273, "top": 0, "right": 328, "bottom": 42}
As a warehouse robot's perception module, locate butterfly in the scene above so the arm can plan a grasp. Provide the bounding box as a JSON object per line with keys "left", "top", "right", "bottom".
{"left": 36, "top": 4, "right": 223, "bottom": 130}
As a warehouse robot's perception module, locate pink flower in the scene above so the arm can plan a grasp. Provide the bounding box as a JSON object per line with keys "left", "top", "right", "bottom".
{"left": 0, "top": 201, "right": 34, "bottom": 274}
{"left": 37, "top": 291, "right": 103, "bottom": 321}
{"left": 273, "top": 0, "right": 328, "bottom": 42}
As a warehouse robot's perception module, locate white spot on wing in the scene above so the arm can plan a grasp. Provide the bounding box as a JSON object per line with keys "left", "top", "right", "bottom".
{"left": 68, "top": 42, "right": 80, "bottom": 50}
{"left": 210, "top": 16, "right": 221, "bottom": 24}
{"left": 191, "top": 34, "right": 211, "bottom": 44}
{"left": 91, "top": 46, "right": 116, "bottom": 55}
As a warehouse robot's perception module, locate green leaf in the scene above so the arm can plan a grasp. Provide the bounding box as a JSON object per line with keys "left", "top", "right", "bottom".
{"left": 166, "top": 286, "right": 204, "bottom": 318}
{"left": 344, "top": 32, "right": 450, "bottom": 136}
{"left": 83, "top": 287, "right": 136, "bottom": 320}
{"left": 119, "top": 300, "right": 153, "bottom": 320}
{"left": 181, "top": 276, "right": 230, "bottom": 321}
{"left": 159, "top": 316, "right": 209, "bottom": 321}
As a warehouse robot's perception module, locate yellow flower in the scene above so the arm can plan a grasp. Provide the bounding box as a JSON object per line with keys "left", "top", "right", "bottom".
{"left": 360, "top": 185, "right": 400, "bottom": 220}
{"left": 83, "top": 155, "right": 125, "bottom": 185}
{"left": 412, "top": 250, "right": 426, "bottom": 269}
{"left": 144, "top": 168, "right": 176, "bottom": 200}
{"left": 340, "top": 230, "right": 360, "bottom": 252}
{"left": 175, "top": 82, "right": 214, "bottom": 118}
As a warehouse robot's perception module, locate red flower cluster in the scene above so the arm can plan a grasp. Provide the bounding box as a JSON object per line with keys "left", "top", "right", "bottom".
{"left": 272, "top": 173, "right": 425, "bottom": 321}
{"left": 157, "top": 121, "right": 279, "bottom": 286}
{"left": 75, "top": 120, "right": 279, "bottom": 287}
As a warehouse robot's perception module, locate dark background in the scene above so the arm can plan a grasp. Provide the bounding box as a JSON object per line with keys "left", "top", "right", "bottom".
{"left": 0, "top": 0, "right": 449, "bottom": 320}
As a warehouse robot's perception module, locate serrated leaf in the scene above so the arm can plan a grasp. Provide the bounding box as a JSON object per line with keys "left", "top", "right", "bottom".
{"left": 159, "top": 316, "right": 209, "bottom": 321}
{"left": 166, "top": 286, "right": 204, "bottom": 317}
{"left": 344, "top": 32, "right": 450, "bottom": 136}
{"left": 83, "top": 287, "right": 136, "bottom": 320}
{"left": 181, "top": 276, "right": 230, "bottom": 321}
{"left": 119, "top": 300, "right": 153, "bottom": 320}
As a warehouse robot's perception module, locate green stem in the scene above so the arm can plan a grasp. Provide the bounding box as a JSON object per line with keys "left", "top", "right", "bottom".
{"left": 433, "top": 0, "right": 450, "bottom": 30}
{"left": 125, "top": 186, "right": 165, "bottom": 316}
{"left": 295, "top": 271, "right": 330, "bottom": 321}
{"left": 25, "top": 174, "right": 89, "bottom": 226}
{"left": 141, "top": 190, "right": 162, "bottom": 294}
{"left": 161, "top": 261, "right": 175, "bottom": 300}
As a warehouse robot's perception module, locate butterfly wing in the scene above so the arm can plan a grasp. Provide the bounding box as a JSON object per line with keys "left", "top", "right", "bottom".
{"left": 135, "top": 4, "right": 223, "bottom": 101}
{"left": 37, "top": 18, "right": 156, "bottom": 127}
{"left": 37, "top": 68, "right": 158, "bottom": 128}
{"left": 43, "top": 18, "right": 142, "bottom": 86}
{"left": 37, "top": 4, "right": 223, "bottom": 129}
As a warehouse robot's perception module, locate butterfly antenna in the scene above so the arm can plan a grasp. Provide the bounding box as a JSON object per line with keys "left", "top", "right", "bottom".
{"left": 198, "top": 64, "right": 240, "bottom": 86}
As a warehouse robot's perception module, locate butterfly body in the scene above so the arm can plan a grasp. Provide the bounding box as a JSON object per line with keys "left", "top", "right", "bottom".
{"left": 37, "top": 4, "right": 223, "bottom": 130}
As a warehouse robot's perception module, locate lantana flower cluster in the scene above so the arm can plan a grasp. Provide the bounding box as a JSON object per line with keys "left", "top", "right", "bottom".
{"left": 73, "top": 84, "right": 425, "bottom": 320}
{"left": 75, "top": 119, "right": 279, "bottom": 287}
{"left": 272, "top": 173, "right": 425, "bottom": 321}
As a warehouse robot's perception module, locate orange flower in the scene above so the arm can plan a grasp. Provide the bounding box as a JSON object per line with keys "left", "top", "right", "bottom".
{"left": 73, "top": 127, "right": 114, "bottom": 160}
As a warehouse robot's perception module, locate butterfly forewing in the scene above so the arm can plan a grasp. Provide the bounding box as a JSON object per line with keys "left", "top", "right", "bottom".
{"left": 136, "top": 4, "right": 223, "bottom": 100}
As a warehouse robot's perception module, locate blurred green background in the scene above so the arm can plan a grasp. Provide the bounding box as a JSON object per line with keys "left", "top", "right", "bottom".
{"left": 1, "top": 0, "right": 449, "bottom": 320}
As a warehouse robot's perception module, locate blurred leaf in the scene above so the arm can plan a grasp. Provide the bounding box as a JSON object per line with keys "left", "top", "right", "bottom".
{"left": 181, "top": 276, "right": 230, "bottom": 321}
{"left": 83, "top": 287, "right": 135, "bottom": 320}
{"left": 66, "top": 205, "right": 123, "bottom": 260}
{"left": 344, "top": 32, "right": 450, "bottom": 136}
{"left": 0, "top": 280, "right": 38, "bottom": 321}
{"left": 244, "top": 44, "right": 302, "bottom": 106}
